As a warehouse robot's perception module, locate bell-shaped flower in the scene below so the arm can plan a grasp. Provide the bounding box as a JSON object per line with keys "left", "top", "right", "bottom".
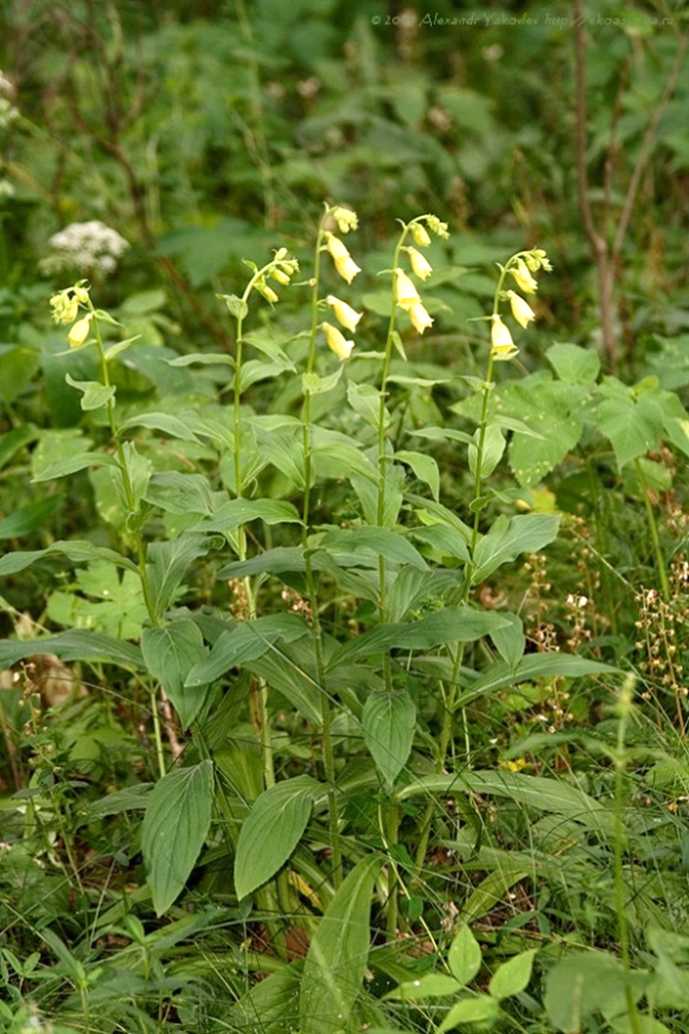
{"left": 394, "top": 267, "right": 420, "bottom": 311}
{"left": 411, "top": 222, "right": 431, "bottom": 247}
{"left": 325, "top": 233, "right": 361, "bottom": 284}
{"left": 510, "top": 258, "right": 538, "bottom": 294}
{"left": 409, "top": 302, "right": 433, "bottom": 335}
{"left": 506, "top": 290, "right": 535, "bottom": 329}
{"left": 408, "top": 247, "right": 432, "bottom": 281}
{"left": 68, "top": 314, "right": 93, "bottom": 348}
{"left": 326, "top": 294, "right": 362, "bottom": 333}
{"left": 322, "top": 321, "right": 354, "bottom": 361}
{"left": 490, "top": 314, "right": 518, "bottom": 361}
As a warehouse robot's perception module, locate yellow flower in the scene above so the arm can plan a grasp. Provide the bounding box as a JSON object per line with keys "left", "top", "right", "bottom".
{"left": 411, "top": 222, "right": 431, "bottom": 247}
{"left": 526, "top": 248, "right": 552, "bottom": 273}
{"left": 50, "top": 291, "right": 79, "bottom": 325}
{"left": 325, "top": 233, "right": 361, "bottom": 284}
{"left": 256, "top": 281, "right": 279, "bottom": 304}
{"left": 322, "top": 321, "right": 354, "bottom": 361}
{"left": 506, "top": 290, "right": 535, "bottom": 329}
{"left": 490, "top": 314, "right": 518, "bottom": 361}
{"left": 271, "top": 268, "right": 291, "bottom": 286}
{"left": 408, "top": 302, "right": 433, "bottom": 334}
{"left": 331, "top": 205, "right": 358, "bottom": 234}
{"left": 394, "top": 267, "right": 420, "bottom": 311}
{"left": 510, "top": 258, "right": 538, "bottom": 294}
{"left": 68, "top": 315, "right": 92, "bottom": 348}
{"left": 407, "top": 247, "right": 432, "bottom": 281}
{"left": 326, "top": 294, "right": 362, "bottom": 333}
{"left": 426, "top": 214, "right": 449, "bottom": 239}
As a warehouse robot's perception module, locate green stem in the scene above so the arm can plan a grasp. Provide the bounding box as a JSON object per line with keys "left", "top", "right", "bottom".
{"left": 149, "top": 682, "right": 166, "bottom": 779}
{"left": 636, "top": 458, "right": 669, "bottom": 600}
{"left": 302, "top": 212, "right": 342, "bottom": 885}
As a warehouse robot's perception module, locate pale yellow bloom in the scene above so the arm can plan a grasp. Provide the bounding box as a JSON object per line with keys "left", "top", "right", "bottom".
{"left": 322, "top": 321, "right": 354, "bottom": 361}
{"left": 68, "top": 315, "right": 92, "bottom": 348}
{"left": 50, "top": 291, "right": 79, "bottom": 325}
{"left": 506, "top": 290, "right": 535, "bottom": 329}
{"left": 326, "top": 294, "right": 362, "bottom": 333}
{"left": 490, "top": 314, "right": 518, "bottom": 361}
{"left": 394, "top": 267, "right": 420, "bottom": 311}
{"left": 526, "top": 248, "right": 552, "bottom": 273}
{"left": 325, "top": 233, "right": 361, "bottom": 284}
{"left": 331, "top": 206, "right": 358, "bottom": 234}
{"left": 408, "top": 302, "right": 433, "bottom": 334}
{"left": 510, "top": 258, "right": 538, "bottom": 294}
{"left": 271, "top": 268, "right": 291, "bottom": 286}
{"left": 411, "top": 222, "right": 431, "bottom": 247}
{"left": 256, "top": 281, "right": 279, "bottom": 304}
{"left": 408, "top": 247, "right": 432, "bottom": 281}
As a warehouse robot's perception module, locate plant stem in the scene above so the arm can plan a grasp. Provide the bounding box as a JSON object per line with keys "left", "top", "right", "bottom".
{"left": 635, "top": 458, "right": 669, "bottom": 600}
{"left": 302, "top": 212, "right": 342, "bottom": 885}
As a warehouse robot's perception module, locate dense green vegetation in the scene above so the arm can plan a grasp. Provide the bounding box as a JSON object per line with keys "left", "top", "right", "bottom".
{"left": 1, "top": 2, "right": 689, "bottom": 1032}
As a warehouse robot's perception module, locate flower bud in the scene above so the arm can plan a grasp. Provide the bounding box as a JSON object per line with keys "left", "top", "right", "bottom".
{"left": 322, "top": 321, "right": 354, "bottom": 361}
{"left": 394, "top": 267, "right": 420, "bottom": 311}
{"left": 506, "top": 290, "right": 535, "bottom": 329}
{"left": 407, "top": 247, "right": 432, "bottom": 281}
{"left": 331, "top": 206, "right": 358, "bottom": 234}
{"left": 326, "top": 294, "right": 362, "bottom": 333}
{"left": 271, "top": 268, "right": 291, "bottom": 286}
{"left": 426, "top": 214, "right": 449, "bottom": 239}
{"left": 510, "top": 258, "right": 538, "bottom": 294}
{"left": 490, "top": 315, "right": 518, "bottom": 361}
{"left": 68, "top": 315, "right": 92, "bottom": 348}
{"left": 408, "top": 302, "right": 433, "bottom": 335}
{"left": 256, "top": 280, "right": 279, "bottom": 304}
{"left": 411, "top": 222, "right": 431, "bottom": 247}
{"left": 325, "top": 233, "right": 361, "bottom": 284}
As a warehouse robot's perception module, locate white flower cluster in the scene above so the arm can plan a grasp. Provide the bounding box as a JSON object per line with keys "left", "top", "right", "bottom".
{"left": 42, "top": 220, "right": 129, "bottom": 275}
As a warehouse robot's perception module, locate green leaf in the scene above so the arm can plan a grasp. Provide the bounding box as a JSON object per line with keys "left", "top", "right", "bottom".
{"left": 385, "top": 973, "right": 462, "bottom": 1000}
{"left": 457, "top": 653, "right": 619, "bottom": 707}
{"left": 472, "top": 514, "right": 560, "bottom": 583}
{"left": 503, "top": 377, "right": 585, "bottom": 487}
{"left": 318, "top": 527, "right": 427, "bottom": 570}
{"left": 408, "top": 425, "right": 473, "bottom": 446}
{"left": 396, "top": 450, "right": 440, "bottom": 500}
{"left": 463, "top": 865, "right": 530, "bottom": 922}
{"left": 142, "top": 620, "right": 210, "bottom": 729}
{"left": 468, "top": 424, "right": 505, "bottom": 480}
{"left": 303, "top": 365, "right": 343, "bottom": 396}
{"left": 0, "top": 630, "right": 142, "bottom": 670}
{"left": 489, "top": 612, "right": 525, "bottom": 667}
{"left": 145, "top": 472, "right": 214, "bottom": 517}
{"left": 362, "top": 689, "right": 416, "bottom": 788}
{"left": 397, "top": 770, "right": 614, "bottom": 834}
{"left": 0, "top": 539, "right": 137, "bottom": 577}
{"left": 411, "top": 523, "right": 470, "bottom": 563}
{"left": 299, "top": 856, "right": 382, "bottom": 1034}
{"left": 119, "top": 411, "right": 202, "bottom": 443}
{"left": 219, "top": 293, "right": 248, "bottom": 319}
{"left": 348, "top": 381, "right": 382, "bottom": 427}
{"left": 547, "top": 342, "right": 600, "bottom": 384}
{"left": 595, "top": 386, "right": 664, "bottom": 469}
{"left": 0, "top": 425, "right": 38, "bottom": 469}
{"left": 142, "top": 759, "right": 214, "bottom": 916}
{"left": 32, "top": 451, "right": 117, "bottom": 482}
{"left": 234, "top": 776, "right": 320, "bottom": 899}
{"left": 167, "top": 352, "right": 234, "bottom": 368}
{"left": 196, "top": 498, "right": 301, "bottom": 534}
{"left": 544, "top": 951, "right": 637, "bottom": 1033}
{"left": 147, "top": 534, "right": 217, "bottom": 619}
{"left": 448, "top": 923, "right": 482, "bottom": 986}
{"left": 489, "top": 949, "right": 537, "bottom": 1000}
{"left": 186, "top": 614, "right": 309, "bottom": 686}
{"left": 0, "top": 496, "right": 62, "bottom": 540}
{"left": 65, "top": 373, "right": 116, "bottom": 411}
{"left": 438, "top": 994, "right": 499, "bottom": 1031}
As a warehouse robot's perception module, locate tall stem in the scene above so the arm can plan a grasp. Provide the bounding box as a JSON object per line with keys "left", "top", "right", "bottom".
{"left": 635, "top": 458, "right": 669, "bottom": 600}
{"left": 302, "top": 214, "right": 342, "bottom": 885}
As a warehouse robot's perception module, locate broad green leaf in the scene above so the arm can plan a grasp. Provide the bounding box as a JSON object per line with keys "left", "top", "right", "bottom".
{"left": 544, "top": 951, "right": 640, "bottom": 1033}
{"left": 463, "top": 866, "right": 530, "bottom": 922}
{"left": 0, "top": 540, "right": 137, "bottom": 577}
{"left": 362, "top": 689, "right": 416, "bottom": 788}
{"left": 488, "top": 612, "right": 525, "bottom": 667}
{"left": 234, "top": 775, "right": 320, "bottom": 898}
{"left": 448, "top": 923, "right": 482, "bottom": 986}
{"left": 318, "top": 527, "right": 427, "bottom": 570}
{"left": 142, "top": 620, "right": 210, "bottom": 729}
{"left": 303, "top": 364, "right": 343, "bottom": 396}
{"left": 146, "top": 534, "right": 217, "bottom": 619}
{"left": 595, "top": 386, "right": 664, "bottom": 469}
{"left": 468, "top": 424, "right": 505, "bottom": 480}
{"left": 186, "top": 614, "right": 310, "bottom": 686}
{"left": 65, "top": 373, "right": 116, "bottom": 411}
{"left": 142, "top": 759, "right": 214, "bottom": 916}
{"left": 145, "top": 472, "right": 214, "bottom": 517}
{"left": 0, "top": 630, "right": 142, "bottom": 670}
{"left": 411, "top": 523, "right": 470, "bottom": 563}
{"left": 408, "top": 425, "right": 473, "bottom": 446}
{"left": 119, "top": 410, "right": 203, "bottom": 443}
{"left": 299, "top": 856, "right": 382, "bottom": 1034}
{"left": 385, "top": 973, "right": 462, "bottom": 1000}
{"left": 32, "top": 451, "right": 117, "bottom": 482}
{"left": 489, "top": 948, "right": 537, "bottom": 1000}
{"left": 226, "top": 966, "right": 300, "bottom": 1034}
{"left": 456, "top": 653, "right": 619, "bottom": 708}
{"left": 0, "top": 425, "right": 38, "bottom": 469}
{"left": 472, "top": 513, "right": 560, "bottom": 582}
{"left": 396, "top": 450, "right": 440, "bottom": 500}
{"left": 438, "top": 994, "right": 499, "bottom": 1031}
{"left": 246, "top": 643, "right": 322, "bottom": 724}
{"left": 397, "top": 770, "right": 614, "bottom": 834}
{"left": 167, "top": 351, "right": 234, "bottom": 368}
{"left": 348, "top": 381, "right": 383, "bottom": 427}
{"left": 218, "top": 293, "right": 248, "bottom": 319}
{"left": 503, "top": 377, "right": 585, "bottom": 486}
{"left": 547, "top": 342, "right": 600, "bottom": 384}
{"left": 218, "top": 546, "right": 332, "bottom": 579}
